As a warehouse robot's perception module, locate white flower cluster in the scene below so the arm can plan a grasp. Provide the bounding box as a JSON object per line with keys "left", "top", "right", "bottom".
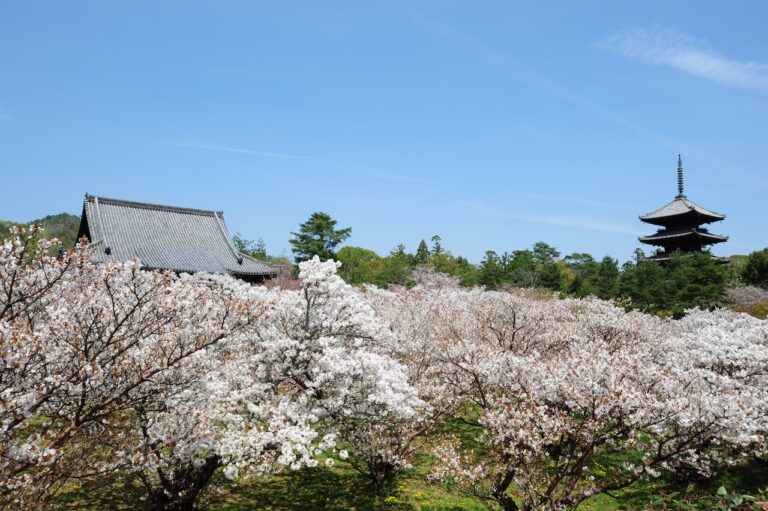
{"left": 369, "top": 281, "right": 768, "bottom": 510}
{"left": 1, "top": 228, "right": 765, "bottom": 511}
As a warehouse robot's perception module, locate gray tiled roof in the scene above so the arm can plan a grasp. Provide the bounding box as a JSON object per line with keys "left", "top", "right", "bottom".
{"left": 639, "top": 228, "right": 728, "bottom": 244}
{"left": 77, "top": 194, "right": 277, "bottom": 278}
{"left": 640, "top": 197, "right": 725, "bottom": 224}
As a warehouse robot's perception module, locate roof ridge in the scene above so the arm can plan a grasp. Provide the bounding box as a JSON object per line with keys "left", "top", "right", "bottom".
{"left": 239, "top": 251, "right": 281, "bottom": 268}
{"left": 84, "top": 193, "right": 222, "bottom": 217}
{"left": 680, "top": 196, "right": 725, "bottom": 218}
{"left": 639, "top": 196, "right": 725, "bottom": 220}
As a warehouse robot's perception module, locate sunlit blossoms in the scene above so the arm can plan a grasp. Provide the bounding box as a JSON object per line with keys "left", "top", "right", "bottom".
{"left": 1, "top": 226, "right": 766, "bottom": 511}
{"left": 0, "top": 229, "right": 422, "bottom": 510}
{"left": 379, "top": 283, "right": 768, "bottom": 511}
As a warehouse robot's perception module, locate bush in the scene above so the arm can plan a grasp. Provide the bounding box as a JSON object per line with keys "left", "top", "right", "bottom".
{"left": 645, "top": 485, "right": 764, "bottom": 510}
{"left": 742, "top": 249, "right": 768, "bottom": 289}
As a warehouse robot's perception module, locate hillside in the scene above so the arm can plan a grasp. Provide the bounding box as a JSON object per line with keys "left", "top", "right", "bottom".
{"left": 0, "top": 212, "right": 81, "bottom": 247}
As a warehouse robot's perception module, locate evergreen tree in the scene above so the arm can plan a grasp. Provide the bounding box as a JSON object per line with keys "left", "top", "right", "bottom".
{"left": 668, "top": 251, "right": 727, "bottom": 313}
{"left": 563, "top": 253, "right": 599, "bottom": 297}
{"left": 532, "top": 241, "right": 560, "bottom": 265}
{"left": 619, "top": 251, "right": 727, "bottom": 316}
{"left": 289, "top": 212, "right": 351, "bottom": 263}
{"left": 539, "top": 262, "right": 565, "bottom": 291}
{"left": 380, "top": 245, "right": 414, "bottom": 286}
{"left": 742, "top": 248, "right": 768, "bottom": 289}
{"left": 336, "top": 246, "right": 383, "bottom": 285}
{"left": 595, "top": 256, "right": 619, "bottom": 299}
{"left": 509, "top": 250, "right": 537, "bottom": 287}
{"left": 415, "top": 239, "right": 430, "bottom": 264}
{"left": 232, "top": 234, "right": 269, "bottom": 261}
{"left": 479, "top": 250, "right": 503, "bottom": 289}
{"left": 430, "top": 235, "right": 444, "bottom": 255}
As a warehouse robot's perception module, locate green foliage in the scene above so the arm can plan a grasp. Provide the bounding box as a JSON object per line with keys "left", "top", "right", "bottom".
{"left": 429, "top": 253, "right": 477, "bottom": 286}
{"left": 564, "top": 253, "right": 600, "bottom": 297}
{"left": 476, "top": 242, "right": 567, "bottom": 291}
{"left": 0, "top": 213, "right": 80, "bottom": 248}
{"left": 595, "top": 256, "right": 620, "bottom": 299}
{"left": 562, "top": 254, "right": 620, "bottom": 299}
{"left": 478, "top": 250, "right": 505, "bottom": 289}
{"left": 55, "top": 419, "right": 768, "bottom": 511}
{"left": 742, "top": 248, "right": 768, "bottom": 289}
{"left": 289, "top": 212, "right": 352, "bottom": 263}
{"left": 334, "top": 235, "right": 480, "bottom": 289}
{"left": 233, "top": 234, "right": 267, "bottom": 260}
{"left": 383, "top": 245, "right": 415, "bottom": 284}
{"left": 644, "top": 485, "right": 760, "bottom": 510}
{"left": 751, "top": 302, "right": 768, "bottom": 320}
{"left": 337, "top": 246, "right": 385, "bottom": 286}
{"left": 430, "top": 235, "right": 444, "bottom": 256}
{"left": 415, "top": 240, "right": 430, "bottom": 265}
{"left": 619, "top": 251, "right": 728, "bottom": 316}
{"left": 232, "top": 233, "right": 288, "bottom": 265}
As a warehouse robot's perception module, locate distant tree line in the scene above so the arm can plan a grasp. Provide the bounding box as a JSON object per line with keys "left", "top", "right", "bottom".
{"left": 283, "top": 211, "right": 768, "bottom": 318}
{"left": 2, "top": 209, "right": 767, "bottom": 317}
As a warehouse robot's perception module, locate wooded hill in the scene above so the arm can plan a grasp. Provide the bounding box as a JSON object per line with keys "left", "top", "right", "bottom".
{"left": 0, "top": 212, "right": 80, "bottom": 247}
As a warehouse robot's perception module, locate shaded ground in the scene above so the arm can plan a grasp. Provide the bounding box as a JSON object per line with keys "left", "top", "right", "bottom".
{"left": 56, "top": 455, "right": 768, "bottom": 511}
{"left": 55, "top": 413, "right": 768, "bottom": 510}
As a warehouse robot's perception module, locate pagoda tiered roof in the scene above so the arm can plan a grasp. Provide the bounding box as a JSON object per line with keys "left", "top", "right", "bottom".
{"left": 638, "top": 155, "right": 727, "bottom": 258}
{"left": 638, "top": 227, "right": 728, "bottom": 246}
{"left": 639, "top": 196, "right": 725, "bottom": 226}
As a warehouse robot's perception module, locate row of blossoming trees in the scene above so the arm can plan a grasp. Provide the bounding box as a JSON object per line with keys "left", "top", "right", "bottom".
{"left": 1, "top": 227, "right": 767, "bottom": 511}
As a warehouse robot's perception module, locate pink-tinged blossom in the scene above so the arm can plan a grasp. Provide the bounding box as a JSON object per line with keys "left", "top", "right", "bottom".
{"left": 374, "top": 283, "right": 767, "bottom": 511}
{"left": 1, "top": 228, "right": 766, "bottom": 511}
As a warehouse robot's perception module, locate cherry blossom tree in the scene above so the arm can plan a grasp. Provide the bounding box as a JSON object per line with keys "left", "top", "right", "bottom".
{"left": 0, "top": 227, "right": 266, "bottom": 509}
{"left": 2, "top": 226, "right": 766, "bottom": 511}
{"left": 121, "top": 258, "right": 424, "bottom": 506}
{"left": 246, "top": 258, "right": 425, "bottom": 487}
{"left": 1, "top": 232, "right": 422, "bottom": 510}
{"left": 381, "top": 283, "right": 768, "bottom": 511}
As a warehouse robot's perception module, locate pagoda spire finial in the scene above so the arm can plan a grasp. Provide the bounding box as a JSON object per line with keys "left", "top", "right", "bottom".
{"left": 676, "top": 154, "right": 685, "bottom": 198}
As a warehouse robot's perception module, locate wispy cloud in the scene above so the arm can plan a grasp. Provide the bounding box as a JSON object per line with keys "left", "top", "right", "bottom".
{"left": 463, "top": 200, "right": 642, "bottom": 236}
{"left": 172, "top": 141, "right": 314, "bottom": 160}
{"left": 387, "top": 4, "right": 768, "bottom": 188}
{"left": 169, "top": 141, "right": 427, "bottom": 183}
{"left": 513, "top": 192, "right": 640, "bottom": 212}
{"left": 594, "top": 28, "right": 768, "bottom": 93}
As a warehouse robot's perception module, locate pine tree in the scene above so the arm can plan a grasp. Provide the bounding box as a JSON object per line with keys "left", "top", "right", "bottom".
{"left": 595, "top": 256, "right": 619, "bottom": 299}
{"left": 479, "top": 250, "right": 503, "bottom": 289}
{"left": 743, "top": 248, "right": 768, "bottom": 289}
{"left": 415, "top": 239, "right": 430, "bottom": 264}
{"left": 289, "top": 212, "right": 351, "bottom": 263}
{"left": 430, "top": 235, "right": 444, "bottom": 255}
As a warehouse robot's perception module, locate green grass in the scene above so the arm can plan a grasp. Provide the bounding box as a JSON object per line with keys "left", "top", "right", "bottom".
{"left": 54, "top": 413, "right": 768, "bottom": 510}
{"left": 55, "top": 451, "right": 767, "bottom": 510}
{"left": 57, "top": 457, "right": 768, "bottom": 511}
{"left": 211, "top": 462, "right": 488, "bottom": 511}
{"left": 209, "top": 455, "right": 768, "bottom": 511}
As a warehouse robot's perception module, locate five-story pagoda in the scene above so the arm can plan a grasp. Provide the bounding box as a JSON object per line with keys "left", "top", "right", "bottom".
{"left": 639, "top": 155, "right": 727, "bottom": 261}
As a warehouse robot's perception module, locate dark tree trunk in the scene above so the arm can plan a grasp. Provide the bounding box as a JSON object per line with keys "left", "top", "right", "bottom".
{"left": 147, "top": 456, "right": 221, "bottom": 511}
{"left": 495, "top": 493, "right": 520, "bottom": 511}
{"left": 367, "top": 456, "right": 398, "bottom": 489}
{"left": 492, "top": 469, "right": 519, "bottom": 511}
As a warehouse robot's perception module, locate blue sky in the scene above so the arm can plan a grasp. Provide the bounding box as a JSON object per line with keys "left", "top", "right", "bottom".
{"left": 1, "top": 1, "right": 766, "bottom": 262}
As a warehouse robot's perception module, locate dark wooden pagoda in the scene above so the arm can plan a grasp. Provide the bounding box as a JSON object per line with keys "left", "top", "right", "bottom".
{"left": 638, "top": 156, "right": 727, "bottom": 261}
